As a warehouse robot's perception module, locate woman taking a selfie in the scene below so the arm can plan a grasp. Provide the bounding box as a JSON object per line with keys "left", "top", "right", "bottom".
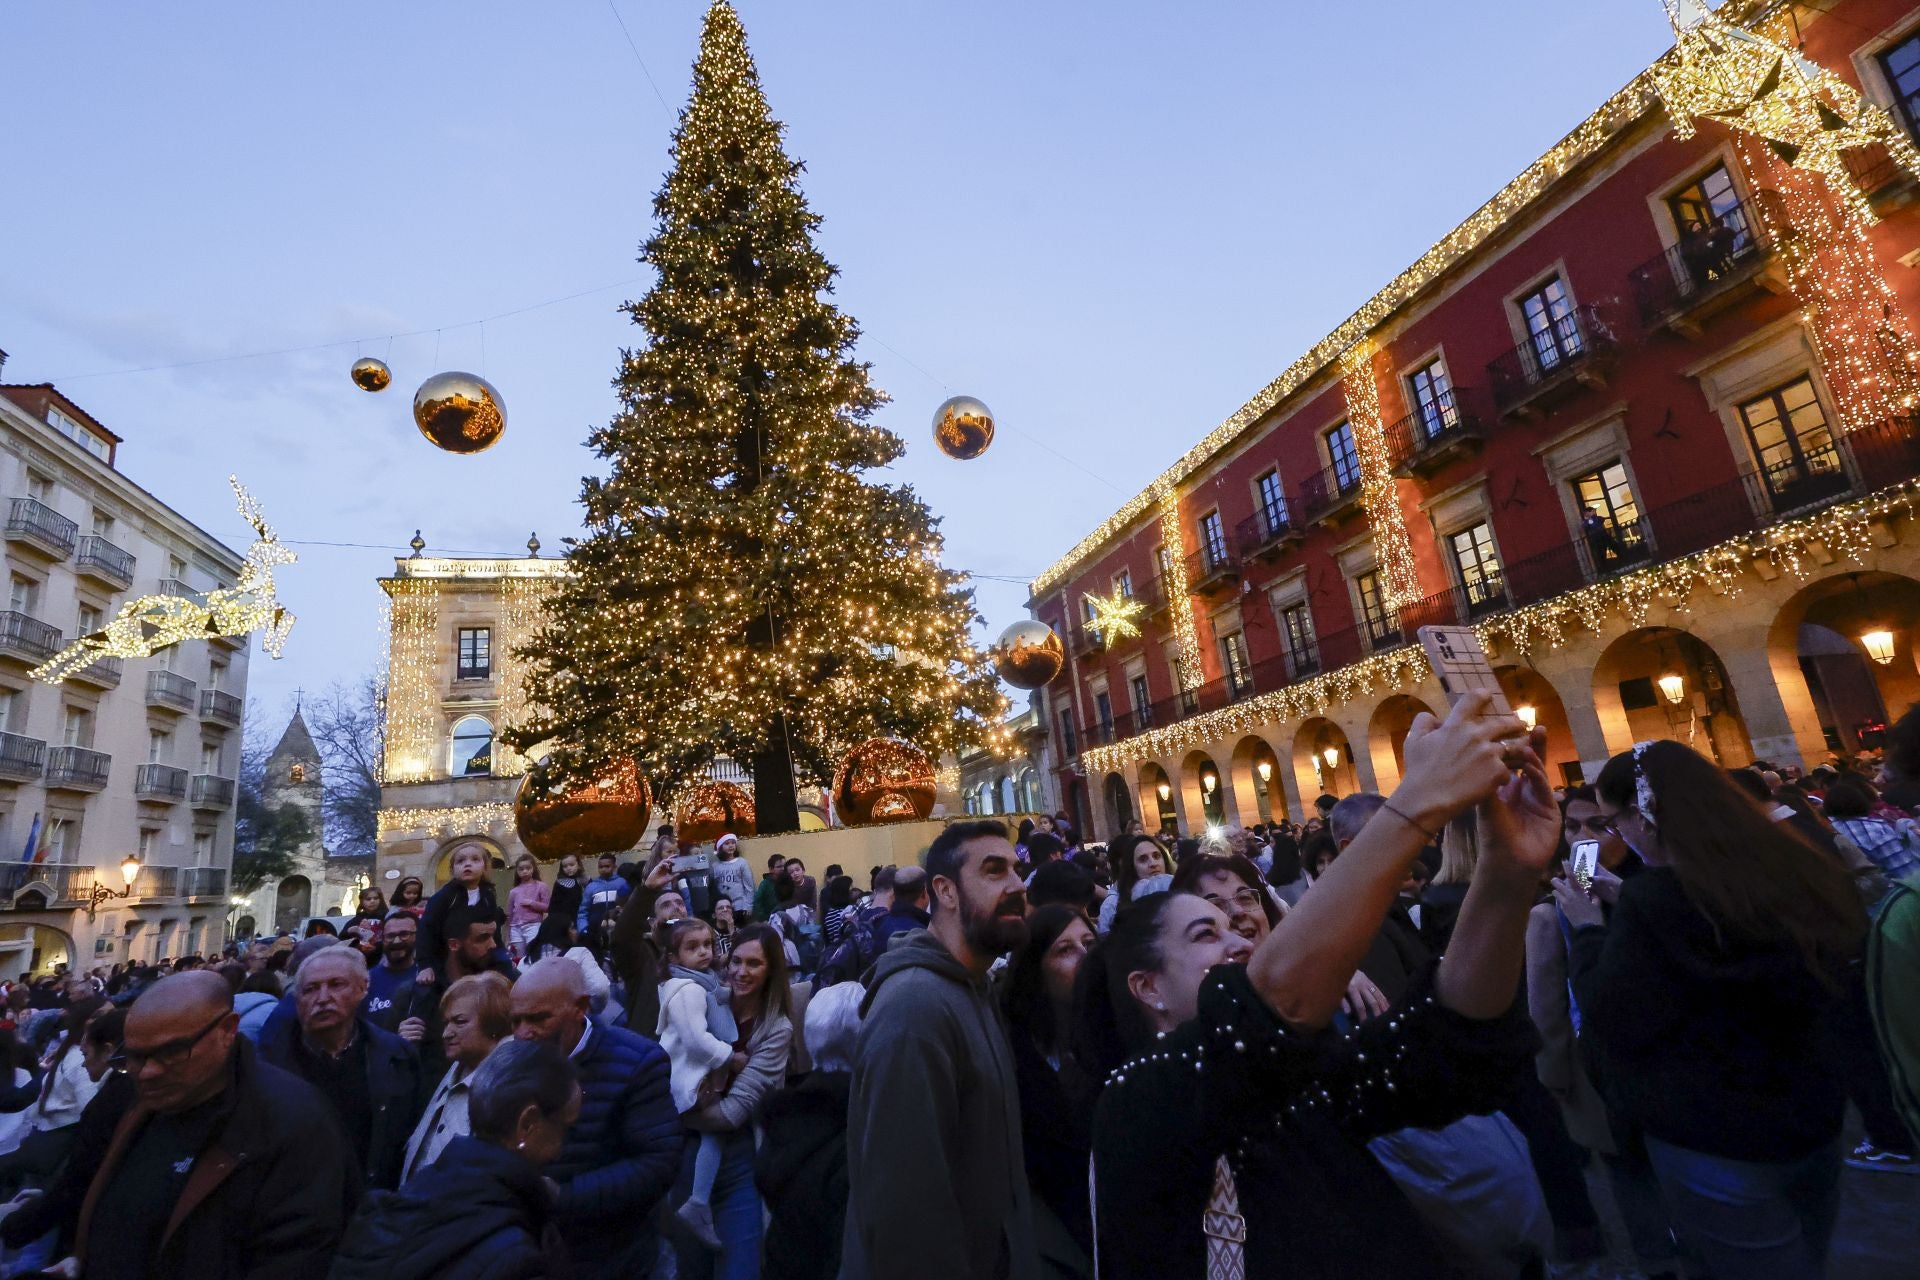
{"left": 1077, "top": 695, "right": 1553, "bottom": 1279}
{"left": 1561, "top": 740, "right": 1867, "bottom": 1280}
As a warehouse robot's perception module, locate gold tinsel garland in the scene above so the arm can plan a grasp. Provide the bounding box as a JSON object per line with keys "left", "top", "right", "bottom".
{"left": 1080, "top": 482, "right": 1918, "bottom": 774}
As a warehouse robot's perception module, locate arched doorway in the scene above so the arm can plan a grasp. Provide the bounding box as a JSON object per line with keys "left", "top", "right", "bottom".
{"left": 1497, "top": 666, "right": 1580, "bottom": 786}
{"left": 1138, "top": 762, "right": 1178, "bottom": 835}
{"left": 1104, "top": 772, "right": 1135, "bottom": 837}
{"left": 1366, "top": 695, "right": 1436, "bottom": 792}
{"left": 273, "top": 875, "right": 313, "bottom": 934}
{"left": 0, "top": 923, "right": 74, "bottom": 979}
{"left": 1228, "top": 736, "right": 1285, "bottom": 824}
{"left": 1186, "top": 751, "right": 1226, "bottom": 827}
{"left": 1769, "top": 571, "right": 1920, "bottom": 756}
{"left": 1292, "top": 717, "right": 1358, "bottom": 802}
{"left": 235, "top": 915, "right": 258, "bottom": 941}
{"left": 1592, "top": 627, "right": 1752, "bottom": 765}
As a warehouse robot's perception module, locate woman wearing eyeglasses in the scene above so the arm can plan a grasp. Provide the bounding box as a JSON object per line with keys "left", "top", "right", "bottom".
{"left": 1557, "top": 741, "right": 1867, "bottom": 1280}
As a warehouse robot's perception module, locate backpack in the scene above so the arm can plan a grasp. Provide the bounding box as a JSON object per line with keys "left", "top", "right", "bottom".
{"left": 777, "top": 905, "right": 824, "bottom": 976}
{"left": 817, "top": 905, "right": 883, "bottom": 988}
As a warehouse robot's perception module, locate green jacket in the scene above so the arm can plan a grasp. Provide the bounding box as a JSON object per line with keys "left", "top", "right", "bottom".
{"left": 1868, "top": 877, "right": 1920, "bottom": 1147}
{"left": 751, "top": 874, "right": 782, "bottom": 922}
{"left": 840, "top": 929, "right": 1038, "bottom": 1280}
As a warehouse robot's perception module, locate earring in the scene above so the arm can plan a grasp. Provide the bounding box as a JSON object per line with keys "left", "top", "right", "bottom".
{"left": 1154, "top": 1001, "right": 1166, "bottom": 1012}
{"left": 516, "top": 1141, "right": 526, "bottom": 1151}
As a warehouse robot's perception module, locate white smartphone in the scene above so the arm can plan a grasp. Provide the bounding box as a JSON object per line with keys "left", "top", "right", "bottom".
{"left": 1570, "top": 839, "right": 1600, "bottom": 893}
{"left": 1416, "top": 625, "right": 1513, "bottom": 716}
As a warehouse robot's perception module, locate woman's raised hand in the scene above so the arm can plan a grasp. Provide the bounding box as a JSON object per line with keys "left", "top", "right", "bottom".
{"left": 1394, "top": 693, "right": 1528, "bottom": 833}
{"left": 1478, "top": 730, "right": 1559, "bottom": 880}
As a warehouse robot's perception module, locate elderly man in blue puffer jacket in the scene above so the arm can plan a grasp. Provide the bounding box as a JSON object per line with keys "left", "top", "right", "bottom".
{"left": 509, "top": 957, "right": 681, "bottom": 1280}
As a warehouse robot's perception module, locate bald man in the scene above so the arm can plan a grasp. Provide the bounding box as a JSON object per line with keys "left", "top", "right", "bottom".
{"left": 510, "top": 958, "right": 679, "bottom": 1280}
{"left": 259, "top": 946, "right": 421, "bottom": 1191}
{"left": 0, "top": 971, "right": 355, "bottom": 1278}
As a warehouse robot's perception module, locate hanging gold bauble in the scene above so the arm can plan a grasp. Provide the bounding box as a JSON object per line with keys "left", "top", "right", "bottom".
{"left": 350, "top": 357, "right": 392, "bottom": 393}
{"left": 991, "top": 619, "right": 1064, "bottom": 690}
{"left": 675, "top": 780, "right": 757, "bottom": 846}
{"left": 513, "top": 758, "right": 652, "bottom": 861}
{"left": 413, "top": 371, "right": 506, "bottom": 454}
{"left": 833, "top": 737, "right": 936, "bottom": 826}
{"left": 932, "top": 395, "right": 995, "bottom": 460}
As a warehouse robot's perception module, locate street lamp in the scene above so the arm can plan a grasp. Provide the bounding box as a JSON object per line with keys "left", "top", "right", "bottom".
{"left": 1322, "top": 745, "right": 1341, "bottom": 769}
{"left": 1657, "top": 672, "right": 1687, "bottom": 705}
{"left": 1861, "top": 629, "right": 1897, "bottom": 665}
{"left": 1201, "top": 770, "right": 1217, "bottom": 794}
{"left": 1156, "top": 780, "right": 1171, "bottom": 802}
{"left": 1256, "top": 759, "right": 1273, "bottom": 782}
{"left": 85, "top": 854, "right": 142, "bottom": 923}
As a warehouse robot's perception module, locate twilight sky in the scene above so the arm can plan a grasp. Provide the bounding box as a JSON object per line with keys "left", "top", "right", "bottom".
{"left": 0, "top": 1, "right": 1677, "bottom": 728}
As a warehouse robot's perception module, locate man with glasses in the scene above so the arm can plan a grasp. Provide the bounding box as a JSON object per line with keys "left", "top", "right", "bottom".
{"left": 0, "top": 970, "right": 355, "bottom": 1276}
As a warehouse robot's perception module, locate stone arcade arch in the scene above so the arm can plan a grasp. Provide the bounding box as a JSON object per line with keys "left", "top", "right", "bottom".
{"left": 1592, "top": 626, "right": 1753, "bottom": 766}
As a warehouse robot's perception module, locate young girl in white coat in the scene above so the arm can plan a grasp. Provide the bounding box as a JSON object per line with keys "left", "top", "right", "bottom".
{"left": 656, "top": 917, "right": 744, "bottom": 1250}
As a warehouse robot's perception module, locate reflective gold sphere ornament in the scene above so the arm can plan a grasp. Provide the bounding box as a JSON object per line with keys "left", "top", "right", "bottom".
{"left": 675, "top": 780, "right": 757, "bottom": 846}
{"left": 833, "top": 737, "right": 936, "bottom": 826}
{"left": 932, "top": 395, "right": 995, "bottom": 461}
{"left": 413, "top": 371, "right": 506, "bottom": 455}
{"left": 513, "top": 758, "right": 652, "bottom": 862}
{"left": 350, "top": 357, "right": 392, "bottom": 393}
{"left": 991, "top": 619, "right": 1064, "bottom": 690}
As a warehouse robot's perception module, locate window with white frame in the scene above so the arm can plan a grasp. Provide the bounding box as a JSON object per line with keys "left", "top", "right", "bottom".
{"left": 1354, "top": 571, "right": 1395, "bottom": 646}
{"left": 449, "top": 715, "right": 494, "bottom": 776}
{"left": 1448, "top": 522, "right": 1506, "bottom": 611}
{"left": 1199, "top": 511, "right": 1227, "bottom": 569}
{"left": 1518, "top": 276, "right": 1581, "bottom": 371}
{"left": 1325, "top": 422, "right": 1361, "bottom": 493}
{"left": 1256, "top": 469, "right": 1289, "bottom": 536}
{"left": 1882, "top": 31, "right": 1920, "bottom": 138}
{"left": 63, "top": 706, "right": 93, "bottom": 749}
{"left": 137, "top": 829, "right": 156, "bottom": 864}
{"left": 194, "top": 832, "right": 214, "bottom": 865}
{"left": 1407, "top": 358, "right": 1457, "bottom": 440}
{"left": 8, "top": 576, "right": 37, "bottom": 615}
{"left": 1220, "top": 630, "right": 1252, "bottom": 697}
{"left": 1280, "top": 601, "right": 1318, "bottom": 675}
{"left": 1114, "top": 568, "right": 1133, "bottom": 599}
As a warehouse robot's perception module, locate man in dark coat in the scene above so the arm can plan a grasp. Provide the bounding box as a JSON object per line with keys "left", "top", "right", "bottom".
{"left": 260, "top": 945, "right": 422, "bottom": 1191}
{"left": 0, "top": 970, "right": 357, "bottom": 1278}
{"left": 510, "top": 957, "right": 680, "bottom": 1280}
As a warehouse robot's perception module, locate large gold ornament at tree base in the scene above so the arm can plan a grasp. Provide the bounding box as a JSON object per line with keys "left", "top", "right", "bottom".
{"left": 513, "top": 759, "right": 653, "bottom": 862}
{"left": 833, "top": 738, "right": 936, "bottom": 825}
{"left": 413, "top": 371, "right": 507, "bottom": 454}
{"left": 932, "top": 395, "right": 995, "bottom": 461}
{"left": 350, "top": 357, "right": 392, "bottom": 392}
{"left": 676, "top": 781, "right": 757, "bottom": 846}
{"left": 991, "top": 619, "right": 1064, "bottom": 690}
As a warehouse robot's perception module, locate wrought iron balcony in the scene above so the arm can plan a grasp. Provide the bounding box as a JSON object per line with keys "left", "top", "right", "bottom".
{"left": 1385, "top": 386, "right": 1491, "bottom": 476}
{"left": 0, "top": 862, "right": 96, "bottom": 911}
{"left": 1486, "top": 304, "right": 1618, "bottom": 417}
{"left": 0, "top": 612, "right": 61, "bottom": 665}
{"left": 0, "top": 733, "right": 45, "bottom": 783}
{"left": 155, "top": 578, "right": 196, "bottom": 599}
{"left": 1235, "top": 504, "right": 1304, "bottom": 562}
{"left": 190, "top": 774, "right": 237, "bottom": 811}
{"left": 1185, "top": 543, "right": 1240, "bottom": 599}
{"left": 201, "top": 688, "right": 243, "bottom": 727}
{"left": 69, "top": 656, "right": 123, "bottom": 690}
{"left": 183, "top": 866, "right": 228, "bottom": 900}
{"left": 145, "top": 670, "right": 199, "bottom": 714}
{"left": 1295, "top": 463, "right": 1366, "bottom": 525}
{"left": 45, "top": 746, "right": 111, "bottom": 792}
{"left": 1069, "top": 622, "right": 1106, "bottom": 659}
{"left": 134, "top": 763, "right": 189, "bottom": 802}
{"left": 128, "top": 866, "right": 182, "bottom": 899}
{"left": 74, "top": 536, "right": 135, "bottom": 590}
{"left": 1627, "top": 198, "right": 1782, "bottom": 336}
{"left": 4, "top": 498, "right": 77, "bottom": 560}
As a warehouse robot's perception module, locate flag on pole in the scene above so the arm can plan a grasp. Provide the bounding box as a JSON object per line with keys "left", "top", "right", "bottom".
{"left": 21, "top": 813, "right": 42, "bottom": 864}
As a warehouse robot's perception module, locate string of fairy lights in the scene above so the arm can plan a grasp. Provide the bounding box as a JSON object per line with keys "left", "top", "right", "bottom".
{"left": 1339, "top": 341, "right": 1421, "bottom": 610}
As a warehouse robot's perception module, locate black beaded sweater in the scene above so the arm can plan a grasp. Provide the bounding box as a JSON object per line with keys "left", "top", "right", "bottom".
{"left": 1090, "top": 961, "right": 1533, "bottom": 1279}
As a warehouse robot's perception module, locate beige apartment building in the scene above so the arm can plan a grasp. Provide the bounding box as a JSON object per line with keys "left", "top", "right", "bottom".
{"left": 0, "top": 367, "right": 248, "bottom": 974}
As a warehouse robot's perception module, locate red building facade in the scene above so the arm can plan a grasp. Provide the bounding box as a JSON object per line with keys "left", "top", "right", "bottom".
{"left": 1032, "top": 0, "right": 1920, "bottom": 838}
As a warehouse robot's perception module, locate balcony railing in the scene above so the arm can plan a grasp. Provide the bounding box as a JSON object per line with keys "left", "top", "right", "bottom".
{"left": 1627, "top": 199, "right": 1777, "bottom": 331}
{"left": 1185, "top": 543, "right": 1239, "bottom": 597}
{"left": 190, "top": 774, "right": 237, "bottom": 810}
{"left": 0, "top": 734, "right": 45, "bottom": 783}
{"left": 129, "top": 866, "right": 182, "bottom": 899}
{"left": 183, "top": 866, "right": 228, "bottom": 899}
{"left": 74, "top": 536, "right": 135, "bottom": 589}
{"left": 156, "top": 578, "right": 196, "bottom": 599}
{"left": 1068, "top": 415, "right": 1920, "bottom": 755}
{"left": 0, "top": 863, "right": 97, "bottom": 910}
{"left": 1069, "top": 622, "right": 1106, "bottom": 659}
{"left": 134, "top": 763, "right": 189, "bottom": 802}
{"left": 1385, "top": 386, "right": 1491, "bottom": 476}
{"left": 0, "top": 612, "right": 62, "bottom": 665}
{"left": 4, "top": 498, "right": 77, "bottom": 559}
{"left": 69, "top": 656, "right": 123, "bottom": 690}
{"left": 146, "top": 670, "right": 199, "bottom": 714}
{"left": 1295, "top": 463, "right": 1365, "bottom": 525}
{"left": 1486, "top": 304, "right": 1617, "bottom": 416}
{"left": 201, "top": 688, "right": 243, "bottom": 727}
{"left": 45, "top": 746, "right": 110, "bottom": 792}
{"left": 1235, "top": 503, "right": 1303, "bottom": 561}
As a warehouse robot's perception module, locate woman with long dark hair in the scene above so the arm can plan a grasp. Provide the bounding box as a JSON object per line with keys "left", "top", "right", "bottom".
{"left": 1074, "top": 695, "right": 1555, "bottom": 1278}
{"left": 1001, "top": 905, "right": 1097, "bottom": 1269}
{"left": 1096, "top": 834, "right": 1174, "bottom": 934}
{"left": 1561, "top": 740, "right": 1869, "bottom": 1279}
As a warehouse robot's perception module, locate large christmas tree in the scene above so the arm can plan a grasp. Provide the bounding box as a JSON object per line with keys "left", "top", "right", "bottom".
{"left": 508, "top": 0, "right": 1005, "bottom": 832}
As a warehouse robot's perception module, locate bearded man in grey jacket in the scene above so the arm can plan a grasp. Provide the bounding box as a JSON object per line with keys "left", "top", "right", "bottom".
{"left": 841, "top": 820, "right": 1039, "bottom": 1280}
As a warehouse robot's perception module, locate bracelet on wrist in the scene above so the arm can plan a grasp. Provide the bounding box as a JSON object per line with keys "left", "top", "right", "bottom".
{"left": 1381, "top": 800, "right": 1439, "bottom": 843}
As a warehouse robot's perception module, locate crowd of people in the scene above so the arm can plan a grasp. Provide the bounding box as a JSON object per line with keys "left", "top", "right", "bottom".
{"left": 0, "top": 693, "right": 1914, "bottom": 1278}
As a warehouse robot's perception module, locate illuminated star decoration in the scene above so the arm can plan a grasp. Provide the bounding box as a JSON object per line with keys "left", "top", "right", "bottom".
{"left": 1087, "top": 587, "right": 1145, "bottom": 642}
{"left": 1651, "top": 0, "right": 1920, "bottom": 223}
{"left": 32, "top": 476, "right": 296, "bottom": 684}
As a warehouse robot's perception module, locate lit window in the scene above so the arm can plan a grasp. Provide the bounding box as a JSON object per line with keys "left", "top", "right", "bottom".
{"left": 1519, "top": 276, "right": 1581, "bottom": 370}
{"left": 1737, "top": 376, "right": 1842, "bottom": 506}
{"left": 1220, "top": 631, "right": 1252, "bottom": 698}
{"left": 450, "top": 716, "right": 494, "bottom": 776}
{"left": 1355, "top": 571, "right": 1395, "bottom": 647}
{"left": 1448, "top": 522, "right": 1506, "bottom": 612}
